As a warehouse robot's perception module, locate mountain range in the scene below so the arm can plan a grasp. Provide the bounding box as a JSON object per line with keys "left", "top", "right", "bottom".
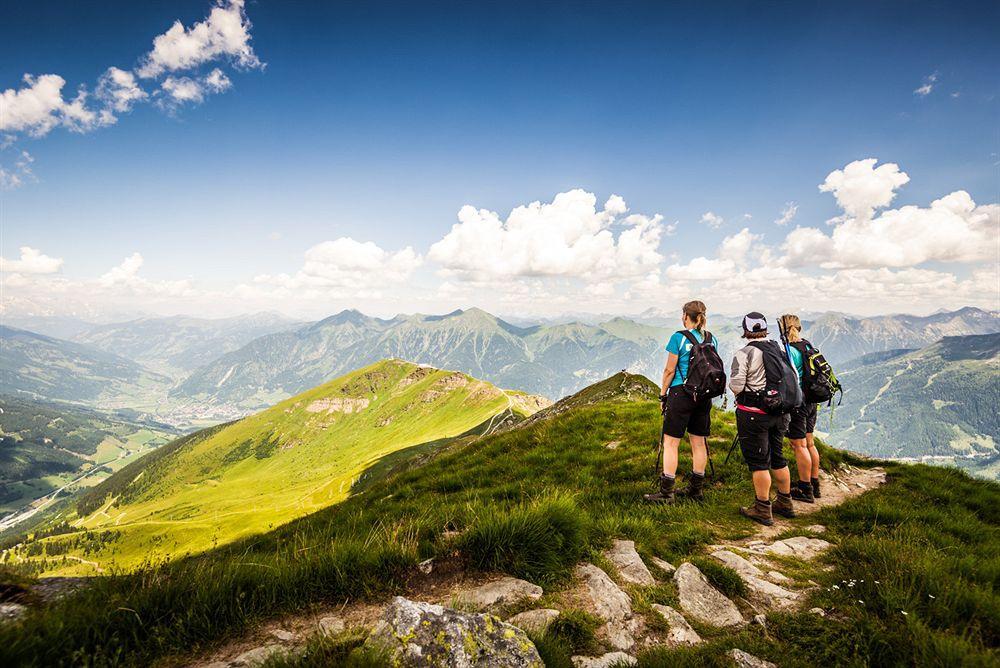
{"left": 827, "top": 333, "right": 1000, "bottom": 479}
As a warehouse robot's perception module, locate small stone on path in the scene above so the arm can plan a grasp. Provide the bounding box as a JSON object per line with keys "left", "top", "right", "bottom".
{"left": 764, "top": 536, "right": 832, "bottom": 560}
{"left": 650, "top": 604, "right": 701, "bottom": 645}
{"left": 809, "top": 607, "right": 826, "bottom": 617}
{"left": 457, "top": 576, "right": 543, "bottom": 610}
{"left": 603, "top": 540, "right": 655, "bottom": 586}
{"left": 572, "top": 652, "right": 638, "bottom": 668}
{"left": 231, "top": 644, "right": 287, "bottom": 667}
{"left": 418, "top": 558, "right": 434, "bottom": 574}
{"left": 673, "top": 562, "right": 744, "bottom": 628}
{"left": 318, "top": 615, "right": 345, "bottom": 635}
{"left": 805, "top": 524, "right": 827, "bottom": 534}
{"left": 648, "top": 556, "right": 676, "bottom": 576}
{"left": 727, "top": 648, "right": 778, "bottom": 668}
{"left": 507, "top": 608, "right": 560, "bottom": 632}
{"left": 711, "top": 550, "right": 800, "bottom": 610}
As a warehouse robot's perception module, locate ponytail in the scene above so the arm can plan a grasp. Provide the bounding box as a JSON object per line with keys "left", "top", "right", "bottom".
{"left": 779, "top": 314, "right": 802, "bottom": 342}
{"left": 683, "top": 300, "right": 708, "bottom": 333}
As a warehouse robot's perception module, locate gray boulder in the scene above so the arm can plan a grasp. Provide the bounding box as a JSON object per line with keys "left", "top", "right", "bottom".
{"left": 650, "top": 604, "right": 701, "bottom": 645}
{"left": 571, "top": 652, "right": 638, "bottom": 667}
{"left": 575, "top": 563, "right": 640, "bottom": 650}
{"left": 711, "top": 550, "right": 800, "bottom": 610}
{"left": 456, "top": 576, "right": 543, "bottom": 611}
{"left": 365, "top": 596, "right": 543, "bottom": 667}
{"left": 648, "top": 556, "right": 676, "bottom": 576}
{"left": 673, "top": 562, "right": 744, "bottom": 628}
{"left": 764, "top": 536, "right": 832, "bottom": 560}
{"left": 603, "top": 540, "right": 655, "bottom": 586}
{"left": 507, "top": 608, "right": 560, "bottom": 633}
{"left": 727, "top": 648, "right": 777, "bottom": 668}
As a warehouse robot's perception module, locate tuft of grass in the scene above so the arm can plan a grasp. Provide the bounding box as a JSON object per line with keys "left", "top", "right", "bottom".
{"left": 260, "top": 631, "right": 389, "bottom": 668}
{"left": 547, "top": 609, "right": 603, "bottom": 655}
{"left": 690, "top": 556, "right": 747, "bottom": 600}
{"left": 457, "top": 493, "right": 590, "bottom": 584}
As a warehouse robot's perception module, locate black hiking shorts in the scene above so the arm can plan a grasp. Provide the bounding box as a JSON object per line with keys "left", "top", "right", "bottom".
{"left": 736, "top": 409, "right": 788, "bottom": 472}
{"left": 787, "top": 403, "right": 818, "bottom": 440}
{"left": 662, "top": 385, "right": 712, "bottom": 439}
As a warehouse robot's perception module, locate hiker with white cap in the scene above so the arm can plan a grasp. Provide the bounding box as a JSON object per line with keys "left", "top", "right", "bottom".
{"left": 729, "top": 312, "right": 802, "bottom": 526}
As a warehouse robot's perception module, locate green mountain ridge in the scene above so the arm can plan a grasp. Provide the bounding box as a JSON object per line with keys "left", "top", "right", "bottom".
{"left": 9, "top": 359, "right": 548, "bottom": 575}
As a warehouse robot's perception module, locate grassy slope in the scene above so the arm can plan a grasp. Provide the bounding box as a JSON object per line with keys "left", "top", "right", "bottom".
{"left": 9, "top": 360, "right": 516, "bottom": 576}
{"left": 1, "top": 373, "right": 996, "bottom": 666}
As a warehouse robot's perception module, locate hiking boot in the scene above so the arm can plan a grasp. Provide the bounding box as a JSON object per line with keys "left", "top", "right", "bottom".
{"left": 740, "top": 498, "right": 774, "bottom": 526}
{"left": 644, "top": 474, "right": 676, "bottom": 504}
{"left": 811, "top": 477, "right": 822, "bottom": 499}
{"left": 679, "top": 472, "right": 706, "bottom": 502}
{"left": 774, "top": 491, "right": 796, "bottom": 518}
{"left": 791, "top": 481, "right": 815, "bottom": 503}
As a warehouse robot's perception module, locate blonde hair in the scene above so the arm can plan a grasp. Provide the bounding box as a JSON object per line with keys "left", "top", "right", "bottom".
{"left": 683, "top": 300, "right": 707, "bottom": 333}
{"left": 779, "top": 314, "right": 802, "bottom": 342}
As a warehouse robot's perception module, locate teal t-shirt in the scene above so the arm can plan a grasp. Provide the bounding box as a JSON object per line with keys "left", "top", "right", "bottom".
{"left": 788, "top": 344, "right": 803, "bottom": 379}
{"left": 665, "top": 329, "right": 713, "bottom": 387}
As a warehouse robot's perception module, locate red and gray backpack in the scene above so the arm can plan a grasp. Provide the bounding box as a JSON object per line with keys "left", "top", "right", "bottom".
{"left": 679, "top": 330, "right": 727, "bottom": 401}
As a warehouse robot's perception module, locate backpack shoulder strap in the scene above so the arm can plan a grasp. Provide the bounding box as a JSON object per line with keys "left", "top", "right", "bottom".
{"left": 680, "top": 330, "right": 701, "bottom": 347}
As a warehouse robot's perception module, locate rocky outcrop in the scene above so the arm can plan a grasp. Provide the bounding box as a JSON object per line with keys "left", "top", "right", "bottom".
{"left": 365, "top": 596, "right": 543, "bottom": 667}
{"left": 603, "top": 540, "right": 655, "bottom": 586}
{"left": 575, "top": 563, "right": 640, "bottom": 650}
{"left": 650, "top": 604, "right": 701, "bottom": 645}
{"left": 507, "top": 609, "right": 560, "bottom": 633}
{"left": 648, "top": 556, "right": 676, "bottom": 576}
{"left": 711, "top": 550, "right": 800, "bottom": 610}
{"left": 673, "top": 562, "right": 744, "bottom": 628}
{"left": 727, "top": 648, "right": 777, "bottom": 668}
{"left": 764, "top": 536, "right": 832, "bottom": 560}
{"left": 571, "top": 652, "right": 638, "bottom": 668}
{"left": 456, "top": 577, "right": 543, "bottom": 611}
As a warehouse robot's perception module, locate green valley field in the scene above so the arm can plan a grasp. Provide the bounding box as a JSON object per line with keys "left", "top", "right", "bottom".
{"left": 8, "top": 360, "right": 546, "bottom": 575}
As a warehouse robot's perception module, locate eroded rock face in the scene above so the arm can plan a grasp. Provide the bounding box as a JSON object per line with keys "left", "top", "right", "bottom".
{"left": 456, "top": 576, "right": 543, "bottom": 611}
{"left": 305, "top": 397, "right": 370, "bottom": 414}
{"left": 571, "top": 652, "right": 638, "bottom": 668}
{"left": 365, "top": 596, "right": 543, "bottom": 668}
{"left": 672, "top": 562, "right": 744, "bottom": 628}
{"left": 727, "top": 648, "right": 778, "bottom": 668}
{"left": 650, "top": 604, "right": 701, "bottom": 645}
{"left": 603, "top": 540, "right": 655, "bottom": 586}
{"left": 764, "top": 536, "right": 832, "bottom": 560}
{"left": 574, "top": 563, "right": 640, "bottom": 650}
{"left": 507, "top": 608, "right": 560, "bottom": 633}
{"left": 710, "top": 550, "right": 800, "bottom": 610}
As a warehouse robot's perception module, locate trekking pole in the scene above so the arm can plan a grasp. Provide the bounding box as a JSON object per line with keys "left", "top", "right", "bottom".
{"left": 723, "top": 433, "right": 740, "bottom": 466}
{"left": 705, "top": 438, "right": 716, "bottom": 478}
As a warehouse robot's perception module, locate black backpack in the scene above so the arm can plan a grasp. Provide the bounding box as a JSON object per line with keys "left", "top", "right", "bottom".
{"left": 747, "top": 340, "right": 802, "bottom": 415}
{"left": 679, "top": 330, "right": 727, "bottom": 401}
{"left": 791, "top": 340, "right": 843, "bottom": 406}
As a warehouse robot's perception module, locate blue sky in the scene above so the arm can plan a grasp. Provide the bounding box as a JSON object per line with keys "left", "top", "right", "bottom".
{"left": 1, "top": 0, "right": 998, "bottom": 319}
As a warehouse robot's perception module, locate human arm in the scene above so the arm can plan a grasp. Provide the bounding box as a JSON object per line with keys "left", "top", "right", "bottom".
{"left": 729, "top": 348, "right": 748, "bottom": 395}
{"left": 661, "top": 353, "right": 678, "bottom": 396}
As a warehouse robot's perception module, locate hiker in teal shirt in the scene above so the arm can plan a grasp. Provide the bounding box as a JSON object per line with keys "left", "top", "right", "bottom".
{"left": 644, "top": 300, "right": 718, "bottom": 505}
{"left": 779, "top": 314, "right": 822, "bottom": 502}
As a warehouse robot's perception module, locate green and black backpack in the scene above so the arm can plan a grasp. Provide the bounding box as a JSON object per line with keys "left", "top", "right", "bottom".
{"left": 791, "top": 339, "right": 843, "bottom": 405}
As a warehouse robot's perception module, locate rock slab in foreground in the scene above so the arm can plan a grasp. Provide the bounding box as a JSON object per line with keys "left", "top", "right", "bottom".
{"left": 673, "top": 562, "right": 744, "bottom": 628}
{"left": 650, "top": 604, "right": 701, "bottom": 645}
{"left": 365, "top": 596, "right": 543, "bottom": 667}
{"left": 457, "top": 576, "right": 544, "bottom": 610}
{"left": 575, "top": 563, "right": 640, "bottom": 650}
{"left": 728, "top": 648, "right": 778, "bottom": 668}
{"left": 572, "top": 652, "right": 638, "bottom": 668}
{"left": 764, "top": 536, "right": 832, "bottom": 560}
{"left": 711, "top": 550, "right": 800, "bottom": 610}
{"left": 603, "top": 540, "right": 655, "bottom": 586}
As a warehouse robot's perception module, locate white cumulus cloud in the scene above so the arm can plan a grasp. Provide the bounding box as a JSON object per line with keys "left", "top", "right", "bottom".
{"left": 98, "top": 252, "right": 193, "bottom": 296}
{"left": 774, "top": 201, "right": 798, "bottom": 226}
{"left": 137, "top": 0, "right": 262, "bottom": 78}
{"left": 0, "top": 246, "right": 63, "bottom": 274}
{"left": 254, "top": 238, "right": 422, "bottom": 291}
{"left": 819, "top": 158, "right": 910, "bottom": 221}
{"left": 699, "top": 211, "right": 724, "bottom": 229}
{"left": 428, "top": 189, "right": 665, "bottom": 283}
{"left": 96, "top": 67, "right": 148, "bottom": 113}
